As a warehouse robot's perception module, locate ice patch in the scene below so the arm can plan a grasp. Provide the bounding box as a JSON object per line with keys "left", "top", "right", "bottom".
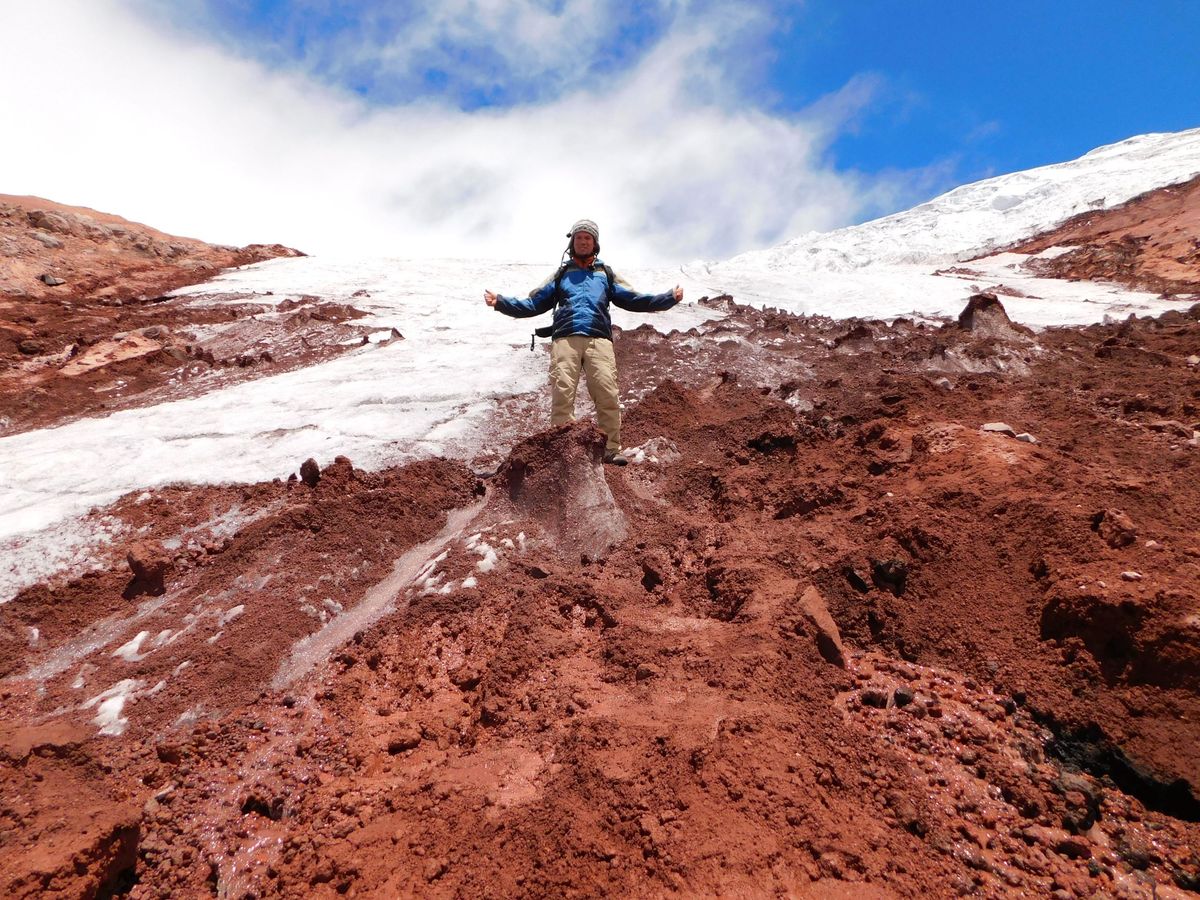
{"left": 461, "top": 576, "right": 478, "bottom": 589}
{"left": 71, "top": 663, "right": 96, "bottom": 690}
{"left": 113, "top": 631, "right": 151, "bottom": 662}
{"left": 83, "top": 679, "right": 143, "bottom": 736}
{"left": 1031, "top": 244, "right": 1078, "bottom": 260}
{"left": 218, "top": 605, "right": 245, "bottom": 626}
{"left": 272, "top": 502, "right": 483, "bottom": 688}
{"left": 475, "top": 542, "right": 499, "bottom": 573}
{"left": 624, "top": 437, "right": 682, "bottom": 466}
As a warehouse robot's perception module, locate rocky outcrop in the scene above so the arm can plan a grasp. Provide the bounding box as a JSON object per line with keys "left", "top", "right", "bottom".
{"left": 0, "top": 194, "right": 302, "bottom": 304}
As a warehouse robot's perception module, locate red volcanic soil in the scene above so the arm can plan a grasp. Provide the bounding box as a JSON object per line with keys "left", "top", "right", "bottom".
{"left": 1004, "top": 175, "right": 1200, "bottom": 296}
{"left": 0, "top": 194, "right": 300, "bottom": 304}
{"left": 3, "top": 288, "right": 1200, "bottom": 898}
{"left": 0, "top": 197, "right": 393, "bottom": 433}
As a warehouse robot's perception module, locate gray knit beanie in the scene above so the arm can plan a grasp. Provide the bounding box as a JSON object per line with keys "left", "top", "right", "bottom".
{"left": 567, "top": 219, "right": 599, "bottom": 242}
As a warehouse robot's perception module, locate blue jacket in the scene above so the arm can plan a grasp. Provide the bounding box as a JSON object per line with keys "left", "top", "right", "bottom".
{"left": 495, "top": 258, "right": 677, "bottom": 340}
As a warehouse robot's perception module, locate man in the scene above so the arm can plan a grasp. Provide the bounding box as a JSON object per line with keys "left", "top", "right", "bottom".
{"left": 485, "top": 219, "right": 683, "bottom": 466}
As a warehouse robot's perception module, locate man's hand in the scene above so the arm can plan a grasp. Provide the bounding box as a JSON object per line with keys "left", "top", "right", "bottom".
{"left": 673, "top": 285, "right": 684, "bottom": 303}
{"left": 484, "top": 290, "right": 498, "bottom": 308}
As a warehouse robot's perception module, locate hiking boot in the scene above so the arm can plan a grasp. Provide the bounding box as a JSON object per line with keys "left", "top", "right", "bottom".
{"left": 603, "top": 450, "right": 629, "bottom": 467}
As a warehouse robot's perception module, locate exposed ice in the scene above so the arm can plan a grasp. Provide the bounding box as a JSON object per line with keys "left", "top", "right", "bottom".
{"left": 83, "top": 678, "right": 143, "bottom": 736}
{"left": 272, "top": 502, "right": 484, "bottom": 688}
{"left": 112, "top": 631, "right": 151, "bottom": 662}
{"left": 218, "top": 604, "right": 246, "bottom": 626}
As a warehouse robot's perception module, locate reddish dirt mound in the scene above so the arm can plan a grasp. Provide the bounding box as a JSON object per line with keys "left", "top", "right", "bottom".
{"left": 0, "top": 194, "right": 300, "bottom": 305}
{"left": 3, "top": 296, "right": 1200, "bottom": 898}
{"left": 1003, "top": 174, "right": 1200, "bottom": 296}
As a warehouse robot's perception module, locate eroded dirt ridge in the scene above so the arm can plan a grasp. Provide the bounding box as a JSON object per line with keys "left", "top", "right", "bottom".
{"left": 1002, "top": 174, "right": 1200, "bottom": 296}
{"left": 2, "top": 289, "right": 1199, "bottom": 898}
{"left": 0, "top": 197, "right": 397, "bottom": 434}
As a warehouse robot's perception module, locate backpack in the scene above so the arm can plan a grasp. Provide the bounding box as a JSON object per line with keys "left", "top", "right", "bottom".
{"left": 530, "top": 261, "right": 615, "bottom": 347}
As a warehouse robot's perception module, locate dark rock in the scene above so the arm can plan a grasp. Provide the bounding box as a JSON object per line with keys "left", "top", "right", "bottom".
{"left": 299, "top": 458, "right": 321, "bottom": 487}
{"left": 957, "top": 293, "right": 1034, "bottom": 340}
{"left": 861, "top": 687, "right": 889, "bottom": 708}
{"left": 17, "top": 339, "right": 45, "bottom": 355}
{"left": 635, "top": 663, "right": 660, "bottom": 681}
{"left": 1055, "top": 835, "right": 1092, "bottom": 859}
{"left": 870, "top": 558, "right": 908, "bottom": 595}
{"left": 40, "top": 273, "right": 66, "bottom": 286}
{"left": 844, "top": 566, "right": 871, "bottom": 593}
{"left": 893, "top": 685, "right": 915, "bottom": 707}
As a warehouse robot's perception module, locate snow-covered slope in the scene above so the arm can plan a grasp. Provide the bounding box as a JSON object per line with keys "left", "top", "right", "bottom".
{"left": 718, "top": 128, "right": 1200, "bottom": 274}
{"left": 676, "top": 128, "right": 1200, "bottom": 321}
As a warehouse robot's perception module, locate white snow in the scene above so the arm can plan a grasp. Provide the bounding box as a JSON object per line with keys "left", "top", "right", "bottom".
{"left": 83, "top": 678, "right": 143, "bottom": 736}
{"left": 717, "top": 128, "right": 1200, "bottom": 274}
{"left": 112, "top": 630, "right": 150, "bottom": 662}
{"left": 474, "top": 541, "right": 500, "bottom": 573}
{"left": 687, "top": 128, "right": 1200, "bottom": 325}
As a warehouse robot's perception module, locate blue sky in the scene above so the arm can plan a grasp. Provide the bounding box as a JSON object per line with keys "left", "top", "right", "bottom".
{"left": 4, "top": 1, "right": 1198, "bottom": 261}
{"left": 777, "top": 1, "right": 1200, "bottom": 183}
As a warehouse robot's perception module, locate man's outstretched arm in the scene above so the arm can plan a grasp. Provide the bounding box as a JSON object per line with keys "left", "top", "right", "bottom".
{"left": 609, "top": 272, "right": 683, "bottom": 313}
{"left": 483, "top": 276, "right": 558, "bottom": 317}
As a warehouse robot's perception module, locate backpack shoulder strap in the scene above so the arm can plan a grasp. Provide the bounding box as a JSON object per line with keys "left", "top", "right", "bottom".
{"left": 552, "top": 262, "right": 571, "bottom": 306}
{"left": 602, "top": 264, "right": 615, "bottom": 296}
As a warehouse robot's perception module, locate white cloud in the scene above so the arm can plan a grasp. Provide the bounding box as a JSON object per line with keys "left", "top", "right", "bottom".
{"left": 0, "top": 0, "right": 933, "bottom": 265}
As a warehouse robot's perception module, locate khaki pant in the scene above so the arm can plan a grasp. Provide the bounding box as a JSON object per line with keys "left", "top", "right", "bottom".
{"left": 549, "top": 336, "right": 621, "bottom": 452}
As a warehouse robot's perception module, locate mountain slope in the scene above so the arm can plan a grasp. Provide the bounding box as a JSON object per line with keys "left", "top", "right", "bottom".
{"left": 717, "top": 128, "right": 1200, "bottom": 274}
